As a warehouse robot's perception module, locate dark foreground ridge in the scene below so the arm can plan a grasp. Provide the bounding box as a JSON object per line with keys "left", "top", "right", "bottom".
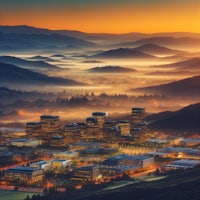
{"left": 24, "top": 168, "right": 200, "bottom": 200}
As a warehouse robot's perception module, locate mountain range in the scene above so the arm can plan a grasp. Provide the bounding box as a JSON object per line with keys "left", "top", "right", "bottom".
{"left": 91, "top": 48, "right": 156, "bottom": 59}
{"left": 134, "top": 75, "right": 200, "bottom": 96}
{"left": 28, "top": 56, "right": 56, "bottom": 62}
{"left": 147, "top": 103, "right": 200, "bottom": 131}
{"left": 116, "top": 37, "right": 200, "bottom": 50}
{"left": 1, "top": 25, "right": 200, "bottom": 43}
{"left": 1, "top": 26, "right": 200, "bottom": 53}
{"left": 87, "top": 66, "right": 136, "bottom": 73}
{"left": 0, "top": 30, "right": 94, "bottom": 53}
{"left": 134, "top": 43, "right": 184, "bottom": 56}
{"left": 0, "top": 62, "right": 83, "bottom": 86}
{"left": 0, "top": 56, "right": 62, "bottom": 72}
{"left": 152, "top": 57, "right": 200, "bottom": 71}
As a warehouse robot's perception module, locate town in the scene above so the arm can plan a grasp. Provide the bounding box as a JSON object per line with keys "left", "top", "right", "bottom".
{"left": 0, "top": 107, "right": 200, "bottom": 196}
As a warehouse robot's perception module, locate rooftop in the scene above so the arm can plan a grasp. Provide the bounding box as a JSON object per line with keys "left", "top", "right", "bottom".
{"left": 52, "top": 159, "right": 70, "bottom": 163}
{"left": 160, "top": 147, "right": 200, "bottom": 154}
{"left": 32, "top": 161, "right": 49, "bottom": 165}
{"left": 75, "top": 165, "right": 96, "bottom": 171}
{"left": 54, "top": 150, "right": 78, "bottom": 155}
{"left": 40, "top": 115, "right": 59, "bottom": 119}
{"left": 65, "top": 123, "right": 78, "bottom": 128}
{"left": 6, "top": 166, "right": 39, "bottom": 172}
{"left": 26, "top": 122, "right": 41, "bottom": 125}
{"left": 10, "top": 138, "right": 39, "bottom": 142}
{"left": 51, "top": 135, "right": 63, "bottom": 139}
{"left": 173, "top": 159, "right": 200, "bottom": 166}
{"left": 118, "top": 120, "right": 130, "bottom": 124}
{"left": 148, "top": 139, "right": 168, "bottom": 144}
{"left": 132, "top": 107, "right": 145, "bottom": 111}
{"left": 92, "top": 112, "right": 107, "bottom": 116}
{"left": 106, "top": 154, "right": 152, "bottom": 162}
{"left": 70, "top": 142, "right": 102, "bottom": 147}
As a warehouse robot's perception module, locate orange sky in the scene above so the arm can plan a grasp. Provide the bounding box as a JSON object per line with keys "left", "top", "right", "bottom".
{"left": 0, "top": 1, "right": 200, "bottom": 33}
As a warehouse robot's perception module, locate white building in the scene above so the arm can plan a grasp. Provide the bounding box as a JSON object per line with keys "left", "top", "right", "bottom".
{"left": 9, "top": 139, "right": 41, "bottom": 147}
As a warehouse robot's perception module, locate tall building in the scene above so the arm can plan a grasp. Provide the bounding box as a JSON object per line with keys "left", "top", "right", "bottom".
{"left": 76, "top": 122, "right": 87, "bottom": 138}
{"left": 50, "top": 135, "right": 65, "bottom": 147}
{"left": 26, "top": 122, "right": 42, "bottom": 139}
{"left": 131, "top": 107, "right": 145, "bottom": 127}
{"left": 63, "top": 123, "right": 80, "bottom": 141}
{"left": 118, "top": 120, "right": 130, "bottom": 136}
{"left": 92, "top": 112, "right": 107, "bottom": 129}
{"left": 103, "top": 121, "right": 119, "bottom": 139}
{"left": 86, "top": 117, "right": 99, "bottom": 140}
{"left": 40, "top": 116, "right": 60, "bottom": 138}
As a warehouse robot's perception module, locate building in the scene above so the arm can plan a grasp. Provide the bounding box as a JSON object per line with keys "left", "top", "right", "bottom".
{"left": 72, "top": 165, "right": 101, "bottom": 182}
{"left": 86, "top": 117, "right": 99, "bottom": 139}
{"left": 92, "top": 112, "right": 107, "bottom": 129}
{"left": 76, "top": 122, "right": 87, "bottom": 138}
{"left": 102, "top": 154, "right": 154, "bottom": 168}
{"left": 69, "top": 142, "right": 103, "bottom": 150}
{"left": 40, "top": 116, "right": 60, "bottom": 138}
{"left": 0, "top": 151, "right": 13, "bottom": 163}
{"left": 51, "top": 160, "right": 71, "bottom": 168}
{"left": 5, "top": 166, "right": 43, "bottom": 183}
{"left": 30, "top": 161, "right": 51, "bottom": 170}
{"left": 99, "top": 165, "right": 138, "bottom": 178}
{"left": 26, "top": 122, "right": 42, "bottom": 138}
{"left": 118, "top": 120, "right": 130, "bottom": 136}
{"left": 146, "top": 151, "right": 171, "bottom": 158}
{"left": 162, "top": 159, "right": 200, "bottom": 171}
{"left": 131, "top": 107, "right": 145, "bottom": 126}
{"left": 180, "top": 138, "right": 200, "bottom": 147}
{"left": 9, "top": 138, "right": 41, "bottom": 147}
{"left": 103, "top": 121, "right": 119, "bottom": 140}
{"left": 132, "top": 128, "right": 144, "bottom": 140}
{"left": 63, "top": 123, "right": 80, "bottom": 141}
{"left": 53, "top": 151, "right": 79, "bottom": 160}
{"left": 103, "top": 121, "right": 117, "bottom": 131}
{"left": 51, "top": 135, "right": 65, "bottom": 147}
{"left": 159, "top": 147, "right": 200, "bottom": 159}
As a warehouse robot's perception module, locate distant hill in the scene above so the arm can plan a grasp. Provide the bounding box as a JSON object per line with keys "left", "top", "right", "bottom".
{"left": 148, "top": 103, "right": 200, "bottom": 131}
{"left": 152, "top": 57, "right": 200, "bottom": 71}
{"left": 28, "top": 56, "right": 56, "bottom": 62}
{"left": 87, "top": 66, "right": 136, "bottom": 73}
{"left": 172, "top": 57, "right": 200, "bottom": 71}
{"left": 1, "top": 25, "right": 200, "bottom": 44}
{"left": 0, "top": 56, "right": 61, "bottom": 72}
{"left": 0, "top": 62, "right": 83, "bottom": 86}
{"left": 91, "top": 48, "right": 156, "bottom": 59}
{"left": 0, "top": 31, "right": 94, "bottom": 53}
{"left": 50, "top": 54, "right": 66, "bottom": 58}
{"left": 81, "top": 60, "right": 103, "bottom": 63}
{"left": 134, "top": 43, "right": 184, "bottom": 56}
{"left": 145, "top": 71, "right": 195, "bottom": 76}
{"left": 134, "top": 75, "right": 200, "bottom": 96}
{"left": 116, "top": 37, "right": 200, "bottom": 50}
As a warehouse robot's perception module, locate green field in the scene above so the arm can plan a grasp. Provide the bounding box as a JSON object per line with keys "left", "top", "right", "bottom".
{"left": 0, "top": 190, "right": 36, "bottom": 200}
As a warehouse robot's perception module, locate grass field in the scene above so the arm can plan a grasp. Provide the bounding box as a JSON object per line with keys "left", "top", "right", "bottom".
{"left": 0, "top": 190, "right": 36, "bottom": 200}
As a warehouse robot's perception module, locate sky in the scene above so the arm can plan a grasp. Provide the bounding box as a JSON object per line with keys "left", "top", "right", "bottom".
{"left": 0, "top": 0, "right": 200, "bottom": 33}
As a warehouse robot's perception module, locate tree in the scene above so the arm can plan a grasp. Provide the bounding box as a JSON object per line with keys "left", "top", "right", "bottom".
{"left": 25, "top": 195, "right": 31, "bottom": 200}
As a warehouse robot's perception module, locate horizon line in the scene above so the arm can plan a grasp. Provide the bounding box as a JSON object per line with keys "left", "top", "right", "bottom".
{"left": 1, "top": 24, "right": 200, "bottom": 35}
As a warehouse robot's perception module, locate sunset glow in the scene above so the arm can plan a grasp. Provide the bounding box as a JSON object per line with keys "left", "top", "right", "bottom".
{"left": 0, "top": 0, "right": 200, "bottom": 33}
